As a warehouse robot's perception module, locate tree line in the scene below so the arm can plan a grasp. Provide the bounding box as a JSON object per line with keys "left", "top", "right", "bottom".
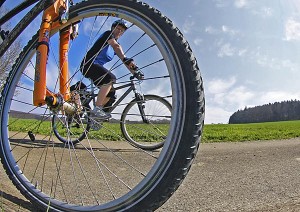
{"left": 229, "top": 100, "right": 300, "bottom": 124}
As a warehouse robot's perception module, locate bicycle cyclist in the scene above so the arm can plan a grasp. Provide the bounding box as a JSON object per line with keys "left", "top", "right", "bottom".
{"left": 80, "top": 19, "right": 144, "bottom": 119}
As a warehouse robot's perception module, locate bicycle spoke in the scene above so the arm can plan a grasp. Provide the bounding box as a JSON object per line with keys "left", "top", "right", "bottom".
{"left": 0, "top": 1, "right": 204, "bottom": 211}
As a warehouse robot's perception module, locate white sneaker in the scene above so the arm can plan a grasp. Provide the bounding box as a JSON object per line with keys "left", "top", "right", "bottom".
{"left": 91, "top": 106, "right": 111, "bottom": 120}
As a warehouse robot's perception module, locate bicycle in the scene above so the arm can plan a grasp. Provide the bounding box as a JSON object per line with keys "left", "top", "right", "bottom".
{"left": 0, "top": 0, "right": 205, "bottom": 211}
{"left": 52, "top": 75, "right": 172, "bottom": 151}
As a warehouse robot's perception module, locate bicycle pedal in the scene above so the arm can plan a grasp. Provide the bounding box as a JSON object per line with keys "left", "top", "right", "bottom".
{"left": 90, "top": 119, "right": 102, "bottom": 130}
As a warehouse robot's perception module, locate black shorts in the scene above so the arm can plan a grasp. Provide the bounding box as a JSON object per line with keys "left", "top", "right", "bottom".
{"left": 81, "top": 63, "right": 116, "bottom": 87}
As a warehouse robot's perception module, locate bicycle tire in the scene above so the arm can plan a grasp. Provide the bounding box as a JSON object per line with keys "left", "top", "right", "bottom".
{"left": 0, "top": 0, "right": 205, "bottom": 211}
{"left": 52, "top": 108, "right": 91, "bottom": 145}
{"left": 120, "top": 94, "right": 171, "bottom": 150}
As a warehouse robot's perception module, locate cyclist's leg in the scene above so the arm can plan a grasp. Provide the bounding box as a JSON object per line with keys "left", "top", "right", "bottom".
{"left": 103, "top": 89, "right": 116, "bottom": 112}
{"left": 70, "top": 81, "right": 87, "bottom": 112}
{"left": 96, "top": 83, "right": 112, "bottom": 107}
{"left": 82, "top": 63, "right": 115, "bottom": 118}
{"left": 81, "top": 63, "right": 116, "bottom": 107}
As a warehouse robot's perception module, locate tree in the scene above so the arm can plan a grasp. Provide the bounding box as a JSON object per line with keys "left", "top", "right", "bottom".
{"left": 0, "top": 7, "right": 22, "bottom": 92}
{"left": 229, "top": 100, "right": 300, "bottom": 124}
{"left": 0, "top": 40, "right": 22, "bottom": 90}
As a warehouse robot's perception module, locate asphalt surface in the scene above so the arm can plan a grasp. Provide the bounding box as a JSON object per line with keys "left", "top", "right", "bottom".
{"left": 1, "top": 138, "right": 300, "bottom": 211}
{"left": 158, "top": 138, "right": 300, "bottom": 212}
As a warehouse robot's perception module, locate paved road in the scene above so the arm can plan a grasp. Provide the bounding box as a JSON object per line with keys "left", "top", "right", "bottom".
{"left": 158, "top": 138, "right": 300, "bottom": 212}
{"left": 1, "top": 139, "right": 300, "bottom": 211}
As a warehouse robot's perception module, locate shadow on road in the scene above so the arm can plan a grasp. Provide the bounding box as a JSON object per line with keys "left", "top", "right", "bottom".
{"left": 9, "top": 138, "right": 161, "bottom": 153}
{"left": 0, "top": 190, "right": 36, "bottom": 211}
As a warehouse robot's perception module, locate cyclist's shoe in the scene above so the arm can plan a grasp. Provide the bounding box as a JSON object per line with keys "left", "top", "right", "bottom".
{"left": 91, "top": 106, "right": 111, "bottom": 120}
{"left": 90, "top": 119, "right": 102, "bottom": 130}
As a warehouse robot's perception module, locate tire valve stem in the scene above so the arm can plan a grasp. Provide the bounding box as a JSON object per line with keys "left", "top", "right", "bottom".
{"left": 28, "top": 131, "right": 35, "bottom": 142}
{"left": 35, "top": 181, "right": 38, "bottom": 189}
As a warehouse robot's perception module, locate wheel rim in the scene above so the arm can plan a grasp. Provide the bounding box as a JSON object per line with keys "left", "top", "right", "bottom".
{"left": 0, "top": 2, "right": 186, "bottom": 211}
{"left": 121, "top": 95, "right": 172, "bottom": 150}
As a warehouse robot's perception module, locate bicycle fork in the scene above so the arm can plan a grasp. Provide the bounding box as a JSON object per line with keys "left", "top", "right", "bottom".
{"left": 33, "top": 0, "right": 73, "bottom": 111}
{"left": 135, "top": 93, "right": 149, "bottom": 124}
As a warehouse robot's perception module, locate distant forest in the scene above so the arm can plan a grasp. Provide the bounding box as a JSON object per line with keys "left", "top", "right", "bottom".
{"left": 229, "top": 100, "right": 300, "bottom": 124}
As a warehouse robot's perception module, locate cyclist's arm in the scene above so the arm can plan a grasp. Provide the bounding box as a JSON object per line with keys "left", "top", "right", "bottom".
{"left": 108, "top": 38, "right": 136, "bottom": 73}
{"left": 107, "top": 38, "right": 125, "bottom": 60}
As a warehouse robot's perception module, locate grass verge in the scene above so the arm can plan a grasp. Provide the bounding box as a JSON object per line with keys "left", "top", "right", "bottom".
{"left": 203, "top": 120, "right": 300, "bottom": 143}
{"left": 8, "top": 118, "right": 300, "bottom": 143}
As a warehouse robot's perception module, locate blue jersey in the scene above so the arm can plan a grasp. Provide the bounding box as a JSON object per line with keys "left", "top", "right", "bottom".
{"left": 85, "top": 31, "right": 116, "bottom": 66}
{"left": 94, "top": 44, "right": 115, "bottom": 65}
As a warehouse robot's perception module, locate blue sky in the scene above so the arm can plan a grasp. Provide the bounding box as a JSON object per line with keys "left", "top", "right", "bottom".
{"left": 4, "top": 0, "right": 300, "bottom": 124}
{"left": 141, "top": 0, "right": 300, "bottom": 123}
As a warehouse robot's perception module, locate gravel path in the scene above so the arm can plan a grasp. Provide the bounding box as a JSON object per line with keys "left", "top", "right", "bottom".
{"left": 1, "top": 138, "right": 300, "bottom": 211}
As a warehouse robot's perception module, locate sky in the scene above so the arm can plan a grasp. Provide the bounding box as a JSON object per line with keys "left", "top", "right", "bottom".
{"left": 3, "top": 0, "right": 300, "bottom": 124}
{"left": 141, "top": 0, "right": 300, "bottom": 124}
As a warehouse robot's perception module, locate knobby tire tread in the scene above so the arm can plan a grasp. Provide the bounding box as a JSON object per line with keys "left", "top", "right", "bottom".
{"left": 0, "top": 0, "right": 205, "bottom": 211}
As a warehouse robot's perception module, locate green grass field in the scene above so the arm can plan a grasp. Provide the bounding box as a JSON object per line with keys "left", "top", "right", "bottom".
{"left": 203, "top": 120, "right": 300, "bottom": 142}
{"left": 8, "top": 118, "right": 300, "bottom": 143}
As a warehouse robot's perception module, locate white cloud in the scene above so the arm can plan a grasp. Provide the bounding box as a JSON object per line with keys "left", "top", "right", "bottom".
{"left": 238, "top": 48, "right": 248, "bottom": 56}
{"left": 46, "top": 61, "right": 61, "bottom": 92}
{"left": 193, "top": 38, "right": 203, "bottom": 46}
{"left": 205, "top": 77, "right": 300, "bottom": 123}
{"left": 217, "top": 43, "right": 236, "bottom": 57}
{"left": 81, "top": 17, "right": 113, "bottom": 40}
{"left": 205, "top": 26, "right": 244, "bottom": 58}
{"left": 192, "top": 0, "right": 201, "bottom": 6}
{"left": 258, "top": 91, "right": 300, "bottom": 104}
{"left": 284, "top": 18, "right": 300, "bottom": 41}
{"left": 208, "top": 85, "right": 255, "bottom": 110}
{"left": 205, "top": 88, "right": 300, "bottom": 124}
{"left": 205, "top": 25, "right": 240, "bottom": 36}
{"left": 205, "top": 106, "right": 232, "bottom": 124}
{"left": 205, "top": 26, "right": 218, "bottom": 34}
{"left": 234, "top": 0, "right": 249, "bottom": 9}
{"left": 183, "top": 18, "right": 196, "bottom": 34}
{"left": 251, "top": 7, "right": 274, "bottom": 18}
{"left": 221, "top": 25, "right": 239, "bottom": 36}
{"left": 205, "top": 77, "right": 256, "bottom": 123}
{"left": 259, "top": 7, "right": 274, "bottom": 18}
{"left": 256, "top": 55, "right": 299, "bottom": 73}
{"left": 213, "top": 0, "right": 251, "bottom": 9}
{"left": 280, "top": 59, "right": 299, "bottom": 72}
{"left": 261, "top": 7, "right": 273, "bottom": 17}
{"left": 212, "top": 0, "right": 229, "bottom": 8}
{"left": 206, "top": 77, "right": 236, "bottom": 94}
{"left": 226, "top": 86, "right": 255, "bottom": 108}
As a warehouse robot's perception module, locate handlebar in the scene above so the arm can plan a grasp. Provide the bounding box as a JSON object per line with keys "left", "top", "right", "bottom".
{"left": 127, "top": 65, "right": 144, "bottom": 80}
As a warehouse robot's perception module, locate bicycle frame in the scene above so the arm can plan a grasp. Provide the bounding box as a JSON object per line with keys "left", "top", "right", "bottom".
{"left": 86, "top": 78, "right": 142, "bottom": 114}
{"left": 1, "top": 0, "right": 71, "bottom": 107}
{"left": 34, "top": 0, "right": 71, "bottom": 106}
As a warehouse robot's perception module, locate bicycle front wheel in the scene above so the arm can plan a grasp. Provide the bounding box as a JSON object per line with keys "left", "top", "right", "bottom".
{"left": 121, "top": 95, "right": 171, "bottom": 150}
{"left": 52, "top": 108, "right": 91, "bottom": 145}
{"left": 0, "top": 0, "right": 205, "bottom": 211}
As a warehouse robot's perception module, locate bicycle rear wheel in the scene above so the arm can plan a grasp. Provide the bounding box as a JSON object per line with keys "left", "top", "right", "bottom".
{"left": 0, "top": 0, "right": 204, "bottom": 211}
{"left": 120, "top": 95, "right": 171, "bottom": 150}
